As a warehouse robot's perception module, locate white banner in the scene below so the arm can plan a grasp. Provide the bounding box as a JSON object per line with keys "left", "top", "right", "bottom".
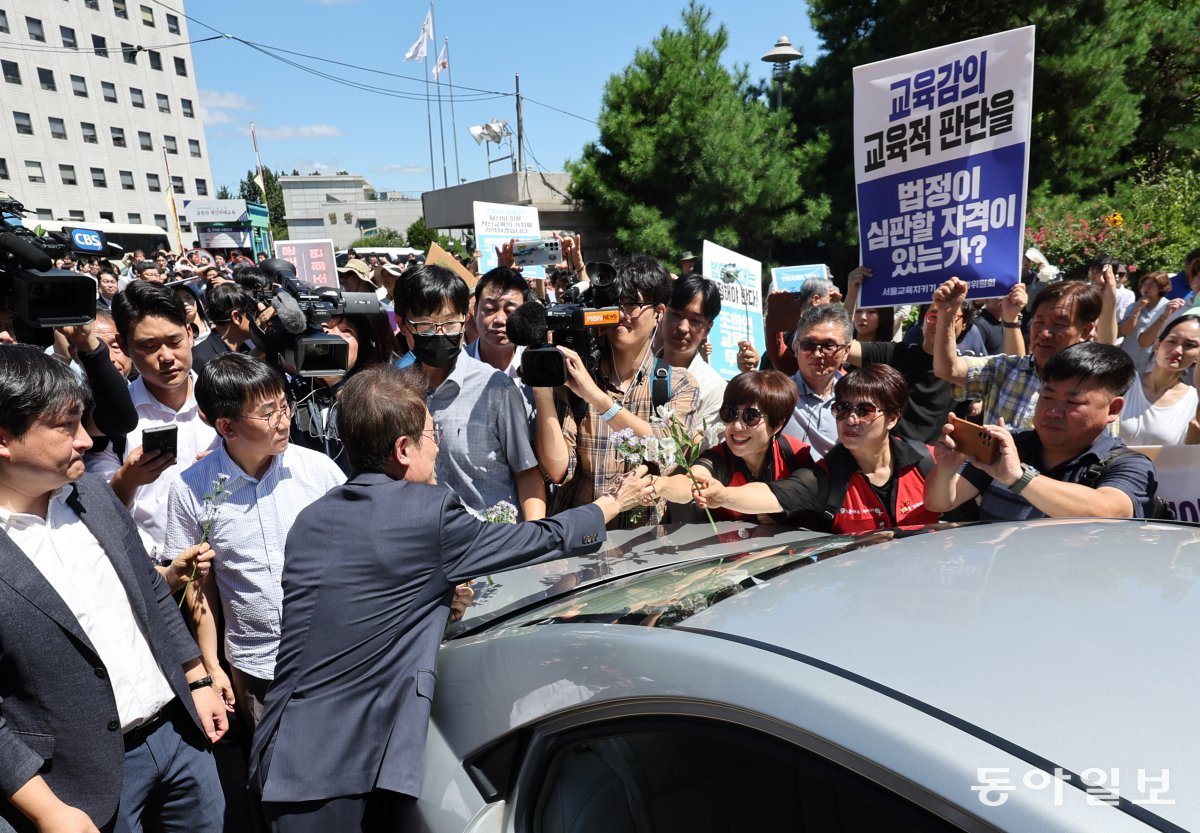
{"left": 1131, "top": 445, "right": 1200, "bottom": 522}
{"left": 274, "top": 239, "right": 337, "bottom": 288}
{"left": 701, "top": 241, "right": 763, "bottom": 381}
{"left": 473, "top": 201, "right": 545, "bottom": 279}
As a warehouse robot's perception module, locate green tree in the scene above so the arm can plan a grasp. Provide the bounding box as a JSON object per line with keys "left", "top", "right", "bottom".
{"left": 567, "top": 2, "right": 829, "bottom": 265}
{"left": 349, "top": 227, "right": 407, "bottom": 248}
{"left": 216, "top": 184, "right": 233, "bottom": 199}
{"left": 405, "top": 217, "right": 466, "bottom": 258}
{"left": 239, "top": 167, "right": 287, "bottom": 242}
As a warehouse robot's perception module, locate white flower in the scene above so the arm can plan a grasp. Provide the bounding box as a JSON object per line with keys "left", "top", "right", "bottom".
{"left": 655, "top": 404, "right": 676, "bottom": 423}
{"left": 642, "top": 436, "right": 660, "bottom": 463}
{"left": 627, "top": 452, "right": 642, "bottom": 466}
{"left": 659, "top": 436, "right": 678, "bottom": 460}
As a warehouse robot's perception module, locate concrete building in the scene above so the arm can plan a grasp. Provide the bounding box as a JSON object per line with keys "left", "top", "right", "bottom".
{"left": 280, "top": 173, "right": 423, "bottom": 248}
{"left": 0, "top": 0, "right": 213, "bottom": 234}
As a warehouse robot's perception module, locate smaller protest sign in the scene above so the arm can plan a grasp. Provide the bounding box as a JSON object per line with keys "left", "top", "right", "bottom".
{"left": 770, "top": 265, "right": 831, "bottom": 293}
{"left": 701, "top": 241, "right": 764, "bottom": 380}
{"left": 274, "top": 239, "right": 337, "bottom": 287}
{"left": 473, "top": 201, "right": 546, "bottom": 279}
{"left": 426, "top": 241, "right": 477, "bottom": 289}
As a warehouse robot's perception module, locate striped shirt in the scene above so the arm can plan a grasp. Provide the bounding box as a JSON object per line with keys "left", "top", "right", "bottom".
{"left": 956, "top": 354, "right": 1041, "bottom": 430}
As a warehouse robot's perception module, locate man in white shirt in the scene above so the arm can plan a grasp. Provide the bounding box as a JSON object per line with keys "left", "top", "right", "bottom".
{"left": 464, "top": 267, "right": 537, "bottom": 415}
{"left": 657, "top": 274, "right": 727, "bottom": 441}
{"left": 110, "top": 281, "right": 218, "bottom": 560}
{"left": 0, "top": 345, "right": 226, "bottom": 833}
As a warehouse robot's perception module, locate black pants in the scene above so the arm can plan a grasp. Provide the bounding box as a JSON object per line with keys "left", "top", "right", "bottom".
{"left": 262, "top": 791, "right": 413, "bottom": 833}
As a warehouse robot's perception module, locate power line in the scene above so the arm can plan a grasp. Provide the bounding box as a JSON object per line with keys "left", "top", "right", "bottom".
{"left": 0, "top": 35, "right": 222, "bottom": 55}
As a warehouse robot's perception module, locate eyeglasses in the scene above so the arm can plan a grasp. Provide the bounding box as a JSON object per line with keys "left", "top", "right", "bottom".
{"left": 406, "top": 318, "right": 466, "bottom": 336}
{"left": 421, "top": 423, "right": 444, "bottom": 446}
{"left": 797, "top": 340, "right": 850, "bottom": 355}
{"left": 618, "top": 301, "right": 655, "bottom": 318}
{"left": 831, "top": 401, "right": 883, "bottom": 422}
{"left": 240, "top": 401, "right": 295, "bottom": 430}
{"left": 719, "top": 405, "right": 765, "bottom": 428}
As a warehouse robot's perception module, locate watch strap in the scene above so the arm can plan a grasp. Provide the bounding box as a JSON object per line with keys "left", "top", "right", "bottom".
{"left": 188, "top": 675, "right": 214, "bottom": 691}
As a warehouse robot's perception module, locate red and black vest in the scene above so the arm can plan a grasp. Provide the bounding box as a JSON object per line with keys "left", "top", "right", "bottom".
{"left": 711, "top": 435, "right": 813, "bottom": 521}
{"left": 818, "top": 437, "right": 940, "bottom": 534}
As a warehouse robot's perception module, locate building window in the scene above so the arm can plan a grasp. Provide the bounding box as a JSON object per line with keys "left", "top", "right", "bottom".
{"left": 14, "top": 112, "right": 33, "bottom": 135}
{"left": 0, "top": 11, "right": 7, "bottom": 34}
{"left": 188, "top": 139, "right": 201, "bottom": 158}
{"left": 25, "top": 160, "right": 45, "bottom": 183}
{"left": 164, "top": 135, "right": 177, "bottom": 154}
{"left": 195, "top": 178, "right": 208, "bottom": 196}
{"left": 111, "top": 126, "right": 126, "bottom": 147}
{"left": 2, "top": 61, "right": 20, "bottom": 85}
{"left": 170, "top": 175, "right": 184, "bottom": 194}
{"left": 146, "top": 173, "right": 161, "bottom": 191}
{"left": 101, "top": 81, "right": 117, "bottom": 103}
{"left": 0, "top": 159, "right": 8, "bottom": 180}
{"left": 156, "top": 93, "right": 170, "bottom": 113}
{"left": 130, "top": 87, "right": 144, "bottom": 108}
{"left": 68, "top": 210, "right": 85, "bottom": 222}
{"left": 71, "top": 75, "right": 87, "bottom": 97}
{"left": 92, "top": 34, "right": 108, "bottom": 57}
{"left": 120, "top": 170, "right": 135, "bottom": 190}
{"left": 49, "top": 117, "right": 66, "bottom": 139}
{"left": 138, "top": 131, "right": 152, "bottom": 151}
{"left": 84, "top": 0, "right": 100, "bottom": 9}
{"left": 128, "top": 212, "right": 141, "bottom": 224}
{"left": 173, "top": 57, "right": 187, "bottom": 77}
{"left": 35, "top": 209, "right": 53, "bottom": 221}
{"left": 148, "top": 50, "right": 162, "bottom": 71}
{"left": 166, "top": 13, "right": 179, "bottom": 34}
{"left": 91, "top": 168, "right": 107, "bottom": 188}
{"left": 122, "top": 42, "right": 137, "bottom": 65}
{"left": 59, "top": 164, "right": 77, "bottom": 185}
{"left": 60, "top": 26, "right": 76, "bottom": 48}
{"left": 153, "top": 214, "right": 167, "bottom": 230}
{"left": 81, "top": 122, "right": 98, "bottom": 143}
{"left": 181, "top": 98, "right": 194, "bottom": 118}
{"left": 114, "top": 0, "right": 128, "bottom": 19}
{"left": 140, "top": 5, "right": 154, "bottom": 26}
{"left": 99, "top": 211, "right": 114, "bottom": 222}
{"left": 37, "top": 67, "right": 55, "bottom": 91}
{"left": 25, "top": 17, "right": 45, "bottom": 42}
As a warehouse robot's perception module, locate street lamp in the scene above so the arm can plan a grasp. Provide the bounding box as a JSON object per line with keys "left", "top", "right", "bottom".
{"left": 468, "top": 119, "right": 515, "bottom": 178}
{"left": 761, "top": 36, "right": 803, "bottom": 110}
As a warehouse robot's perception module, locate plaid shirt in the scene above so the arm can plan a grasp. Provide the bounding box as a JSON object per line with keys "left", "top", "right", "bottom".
{"left": 552, "top": 351, "right": 698, "bottom": 529}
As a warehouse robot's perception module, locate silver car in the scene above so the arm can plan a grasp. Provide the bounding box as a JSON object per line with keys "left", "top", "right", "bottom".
{"left": 407, "top": 519, "right": 1198, "bottom": 833}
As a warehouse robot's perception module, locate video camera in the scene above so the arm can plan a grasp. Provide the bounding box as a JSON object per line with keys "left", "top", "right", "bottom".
{"left": 506, "top": 261, "right": 621, "bottom": 387}
{"left": 0, "top": 193, "right": 105, "bottom": 345}
{"left": 256, "top": 257, "right": 381, "bottom": 377}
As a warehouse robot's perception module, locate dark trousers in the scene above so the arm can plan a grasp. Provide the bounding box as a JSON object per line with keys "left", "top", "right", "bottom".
{"left": 262, "top": 791, "right": 412, "bottom": 833}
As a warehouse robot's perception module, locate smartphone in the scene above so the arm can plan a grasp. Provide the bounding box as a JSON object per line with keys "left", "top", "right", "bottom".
{"left": 141, "top": 424, "right": 178, "bottom": 459}
{"left": 512, "top": 238, "right": 562, "bottom": 267}
{"left": 947, "top": 413, "right": 997, "bottom": 465}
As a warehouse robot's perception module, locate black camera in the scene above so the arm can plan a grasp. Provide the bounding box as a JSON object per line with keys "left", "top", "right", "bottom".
{"left": 256, "top": 257, "right": 381, "bottom": 376}
{"left": 0, "top": 193, "right": 105, "bottom": 345}
{"left": 507, "top": 262, "right": 621, "bottom": 387}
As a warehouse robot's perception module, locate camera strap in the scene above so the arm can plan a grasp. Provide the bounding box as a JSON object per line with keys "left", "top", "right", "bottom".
{"left": 650, "top": 356, "right": 672, "bottom": 412}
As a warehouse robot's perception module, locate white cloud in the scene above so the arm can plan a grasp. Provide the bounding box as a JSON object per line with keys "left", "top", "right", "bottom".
{"left": 199, "top": 90, "right": 253, "bottom": 110}
{"left": 373, "top": 163, "right": 429, "bottom": 175}
{"left": 200, "top": 108, "right": 231, "bottom": 127}
{"left": 245, "top": 124, "right": 343, "bottom": 141}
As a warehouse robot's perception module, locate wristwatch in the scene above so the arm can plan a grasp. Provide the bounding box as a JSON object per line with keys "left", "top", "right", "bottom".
{"left": 1008, "top": 464, "right": 1039, "bottom": 495}
{"left": 188, "top": 675, "right": 214, "bottom": 691}
{"left": 1001, "top": 320, "right": 1022, "bottom": 329}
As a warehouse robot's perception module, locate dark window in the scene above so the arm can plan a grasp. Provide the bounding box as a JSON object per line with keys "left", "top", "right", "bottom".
{"left": 25, "top": 161, "right": 45, "bottom": 183}
{"left": 153, "top": 214, "right": 167, "bottom": 230}
{"left": 156, "top": 93, "right": 170, "bottom": 114}
{"left": 128, "top": 212, "right": 141, "bottom": 224}
{"left": 122, "top": 42, "right": 137, "bottom": 65}
{"left": 148, "top": 50, "right": 161, "bottom": 71}
{"left": 92, "top": 34, "right": 108, "bottom": 57}
{"left": 101, "top": 81, "right": 117, "bottom": 103}
{"left": 49, "top": 117, "right": 66, "bottom": 139}
{"left": 1, "top": 61, "right": 20, "bottom": 85}
{"left": 34, "top": 209, "right": 52, "bottom": 221}
{"left": 163, "top": 135, "right": 177, "bottom": 154}
{"left": 114, "top": 0, "right": 128, "bottom": 18}
{"left": 146, "top": 173, "right": 161, "bottom": 191}
{"left": 37, "top": 67, "right": 55, "bottom": 91}
{"left": 68, "top": 210, "right": 85, "bottom": 222}
{"left": 194, "top": 178, "right": 208, "bottom": 196}
{"left": 60, "top": 26, "right": 76, "bottom": 48}
{"left": 13, "top": 112, "right": 32, "bottom": 135}
{"left": 99, "top": 211, "right": 114, "bottom": 222}
{"left": 25, "top": 17, "right": 44, "bottom": 42}
{"left": 166, "top": 13, "right": 179, "bottom": 34}
{"left": 170, "top": 175, "right": 184, "bottom": 194}
{"left": 84, "top": 0, "right": 100, "bottom": 9}
{"left": 119, "top": 170, "right": 135, "bottom": 190}
{"left": 173, "top": 57, "right": 186, "bottom": 77}
{"left": 181, "top": 98, "right": 194, "bottom": 118}
{"left": 59, "top": 164, "right": 77, "bottom": 185}
{"left": 71, "top": 75, "right": 87, "bottom": 97}
{"left": 130, "top": 87, "right": 145, "bottom": 108}
{"left": 81, "top": 122, "right": 98, "bottom": 143}
{"left": 138, "top": 131, "right": 152, "bottom": 151}
{"left": 188, "top": 139, "right": 201, "bottom": 158}
{"left": 140, "top": 5, "right": 153, "bottom": 26}
{"left": 111, "top": 126, "right": 126, "bottom": 147}
{"left": 91, "top": 168, "right": 107, "bottom": 188}
{"left": 0, "top": 11, "right": 8, "bottom": 34}
{"left": 0, "top": 159, "right": 8, "bottom": 180}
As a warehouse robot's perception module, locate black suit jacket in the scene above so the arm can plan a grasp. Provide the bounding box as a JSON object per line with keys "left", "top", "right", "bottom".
{"left": 0, "top": 475, "right": 204, "bottom": 832}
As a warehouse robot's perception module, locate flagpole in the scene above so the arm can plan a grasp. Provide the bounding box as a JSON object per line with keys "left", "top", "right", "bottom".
{"left": 445, "top": 37, "right": 461, "bottom": 184}
{"left": 430, "top": 3, "right": 448, "bottom": 189}
{"left": 422, "top": 41, "right": 436, "bottom": 191}
{"left": 162, "top": 147, "right": 184, "bottom": 252}
{"left": 250, "top": 121, "right": 272, "bottom": 249}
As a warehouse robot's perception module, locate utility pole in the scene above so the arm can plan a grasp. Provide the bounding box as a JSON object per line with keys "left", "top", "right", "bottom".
{"left": 514, "top": 73, "right": 525, "bottom": 174}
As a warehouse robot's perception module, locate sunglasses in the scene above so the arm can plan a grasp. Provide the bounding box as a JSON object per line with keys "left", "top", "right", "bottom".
{"left": 719, "top": 405, "right": 765, "bottom": 428}
{"left": 831, "top": 401, "right": 883, "bottom": 421}
{"left": 797, "top": 340, "right": 850, "bottom": 356}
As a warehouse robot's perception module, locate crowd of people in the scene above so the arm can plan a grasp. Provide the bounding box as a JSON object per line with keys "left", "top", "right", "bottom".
{"left": 0, "top": 234, "right": 1197, "bottom": 833}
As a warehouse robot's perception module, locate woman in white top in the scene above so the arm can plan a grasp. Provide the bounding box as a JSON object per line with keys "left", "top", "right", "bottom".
{"left": 1118, "top": 271, "right": 1172, "bottom": 372}
{"left": 1119, "top": 314, "right": 1200, "bottom": 446}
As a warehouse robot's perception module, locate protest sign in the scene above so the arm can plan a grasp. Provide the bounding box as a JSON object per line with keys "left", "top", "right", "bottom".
{"left": 426, "top": 241, "right": 477, "bottom": 289}
{"left": 274, "top": 239, "right": 336, "bottom": 287}
{"left": 701, "top": 241, "right": 763, "bottom": 380}
{"left": 770, "top": 264, "right": 831, "bottom": 293}
{"left": 473, "top": 201, "right": 545, "bottom": 279}
{"left": 1130, "top": 445, "right": 1200, "bottom": 522}
{"left": 854, "top": 26, "right": 1035, "bottom": 307}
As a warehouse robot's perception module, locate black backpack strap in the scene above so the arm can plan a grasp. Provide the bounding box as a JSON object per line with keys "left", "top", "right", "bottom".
{"left": 1079, "top": 447, "right": 1134, "bottom": 489}
{"left": 651, "top": 355, "right": 673, "bottom": 413}
{"left": 822, "top": 445, "right": 857, "bottom": 525}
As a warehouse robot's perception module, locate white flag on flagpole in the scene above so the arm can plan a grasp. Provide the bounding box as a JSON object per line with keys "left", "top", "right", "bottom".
{"left": 432, "top": 42, "right": 448, "bottom": 79}
{"left": 403, "top": 9, "right": 433, "bottom": 62}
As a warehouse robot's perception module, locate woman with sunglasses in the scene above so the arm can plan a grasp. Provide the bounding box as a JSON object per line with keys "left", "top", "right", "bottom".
{"left": 645, "top": 371, "right": 808, "bottom": 522}
{"left": 694, "top": 365, "right": 941, "bottom": 533}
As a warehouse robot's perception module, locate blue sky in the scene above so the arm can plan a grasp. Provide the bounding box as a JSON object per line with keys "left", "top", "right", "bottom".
{"left": 189, "top": 0, "right": 820, "bottom": 196}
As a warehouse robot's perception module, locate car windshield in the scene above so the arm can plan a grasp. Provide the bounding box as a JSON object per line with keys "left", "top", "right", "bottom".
{"left": 495, "top": 530, "right": 900, "bottom": 631}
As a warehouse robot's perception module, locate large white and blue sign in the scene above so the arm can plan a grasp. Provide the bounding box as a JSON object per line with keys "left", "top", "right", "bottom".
{"left": 853, "top": 27, "right": 1035, "bottom": 308}
{"left": 702, "top": 241, "right": 763, "bottom": 381}
{"left": 770, "top": 264, "right": 830, "bottom": 293}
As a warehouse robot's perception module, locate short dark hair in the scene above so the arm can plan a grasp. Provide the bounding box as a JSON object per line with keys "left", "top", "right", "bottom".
{"left": 669, "top": 275, "right": 721, "bottom": 322}
{"left": 135, "top": 260, "right": 158, "bottom": 275}
{"left": 112, "top": 280, "right": 188, "bottom": 341}
{"left": 1041, "top": 341, "right": 1134, "bottom": 398}
{"left": 337, "top": 364, "right": 428, "bottom": 473}
{"left": 0, "top": 344, "right": 89, "bottom": 438}
{"left": 723, "top": 371, "right": 798, "bottom": 431}
{"left": 794, "top": 302, "right": 853, "bottom": 343}
{"left": 855, "top": 304, "right": 895, "bottom": 341}
{"left": 231, "top": 265, "right": 270, "bottom": 293}
{"left": 395, "top": 264, "right": 470, "bottom": 318}
{"left": 834, "top": 364, "right": 909, "bottom": 416}
{"left": 206, "top": 283, "right": 252, "bottom": 325}
{"left": 474, "top": 267, "right": 536, "bottom": 304}
{"left": 1031, "top": 280, "right": 1104, "bottom": 326}
{"left": 1159, "top": 311, "right": 1200, "bottom": 343}
{"left": 336, "top": 313, "right": 402, "bottom": 375}
{"left": 1185, "top": 247, "right": 1200, "bottom": 267}
{"left": 195, "top": 354, "right": 287, "bottom": 423}
{"left": 614, "top": 255, "right": 672, "bottom": 306}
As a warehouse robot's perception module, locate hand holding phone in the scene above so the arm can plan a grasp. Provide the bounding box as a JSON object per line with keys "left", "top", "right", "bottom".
{"left": 947, "top": 413, "right": 997, "bottom": 465}
{"left": 141, "top": 424, "right": 178, "bottom": 459}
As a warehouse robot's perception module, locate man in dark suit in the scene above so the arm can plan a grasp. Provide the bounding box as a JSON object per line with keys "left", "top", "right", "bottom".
{"left": 250, "top": 365, "right": 649, "bottom": 833}
{"left": 0, "top": 345, "right": 227, "bottom": 833}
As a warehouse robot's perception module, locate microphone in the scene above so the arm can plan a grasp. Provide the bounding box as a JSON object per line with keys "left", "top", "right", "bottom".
{"left": 506, "top": 301, "right": 548, "bottom": 346}
{"left": 270, "top": 291, "right": 308, "bottom": 335}
{"left": 0, "top": 232, "right": 53, "bottom": 272}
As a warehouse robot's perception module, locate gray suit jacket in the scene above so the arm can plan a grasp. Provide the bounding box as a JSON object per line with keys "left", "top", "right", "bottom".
{"left": 0, "top": 475, "right": 203, "bottom": 832}
{"left": 250, "top": 472, "right": 606, "bottom": 804}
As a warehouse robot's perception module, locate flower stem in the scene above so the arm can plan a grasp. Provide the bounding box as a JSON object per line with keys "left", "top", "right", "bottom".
{"left": 684, "top": 469, "right": 719, "bottom": 534}
{"left": 178, "top": 562, "right": 197, "bottom": 609}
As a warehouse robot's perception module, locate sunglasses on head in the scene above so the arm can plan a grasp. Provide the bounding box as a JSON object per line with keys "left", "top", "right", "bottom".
{"left": 831, "top": 401, "right": 883, "bottom": 421}
{"left": 719, "top": 405, "right": 765, "bottom": 427}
